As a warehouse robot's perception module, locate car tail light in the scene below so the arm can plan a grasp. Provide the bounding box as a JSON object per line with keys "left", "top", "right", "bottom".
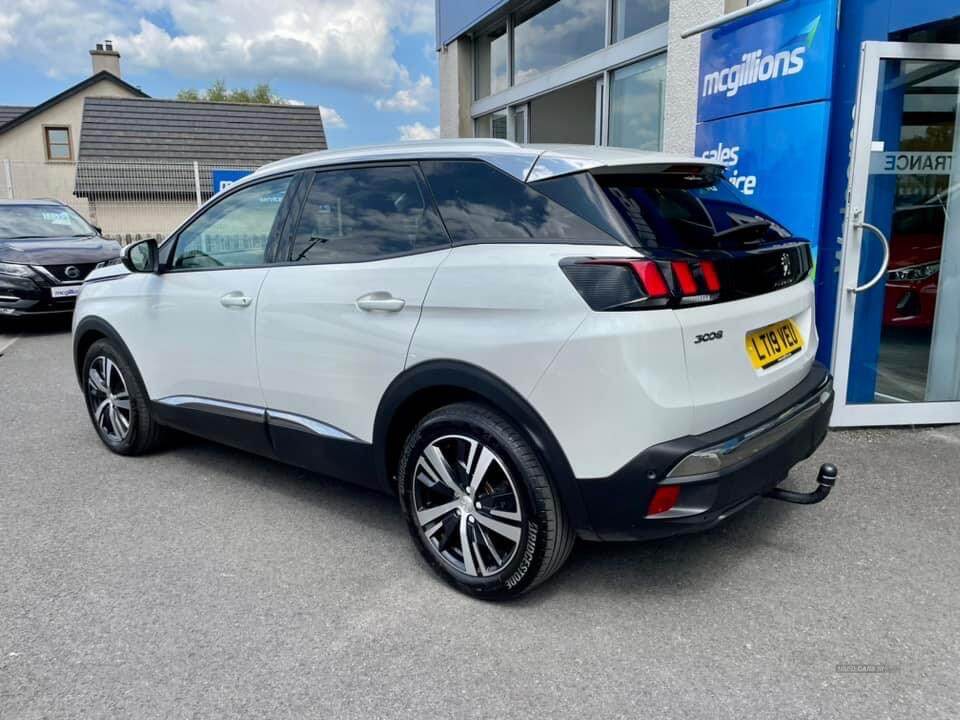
{"left": 646, "top": 485, "right": 681, "bottom": 516}
{"left": 699, "top": 260, "right": 721, "bottom": 293}
{"left": 671, "top": 261, "right": 698, "bottom": 295}
{"left": 560, "top": 257, "right": 722, "bottom": 311}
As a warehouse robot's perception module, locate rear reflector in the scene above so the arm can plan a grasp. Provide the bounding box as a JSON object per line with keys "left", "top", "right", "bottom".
{"left": 646, "top": 485, "right": 681, "bottom": 516}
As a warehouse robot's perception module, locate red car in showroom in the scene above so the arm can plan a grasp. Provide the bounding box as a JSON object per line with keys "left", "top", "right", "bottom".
{"left": 883, "top": 200, "right": 945, "bottom": 329}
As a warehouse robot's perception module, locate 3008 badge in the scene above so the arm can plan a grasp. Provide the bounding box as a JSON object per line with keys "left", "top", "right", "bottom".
{"left": 694, "top": 330, "right": 724, "bottom": 344}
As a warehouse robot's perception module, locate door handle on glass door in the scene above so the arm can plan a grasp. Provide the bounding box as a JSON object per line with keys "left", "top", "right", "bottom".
{"left": 356, "top": 291, "right": 405, "bottom": 312}
{"left": 220, "top": 292, "right": 253, "bottom": 308}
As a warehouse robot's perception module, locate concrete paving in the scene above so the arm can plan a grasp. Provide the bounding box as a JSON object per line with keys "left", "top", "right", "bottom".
{"left": 1, "top": 322, "right": 958, "bottom": 719}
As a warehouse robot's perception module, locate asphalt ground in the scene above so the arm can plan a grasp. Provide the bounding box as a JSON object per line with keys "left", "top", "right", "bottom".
{"left": 1, "top": 320, "right": 958, "bottom": 719}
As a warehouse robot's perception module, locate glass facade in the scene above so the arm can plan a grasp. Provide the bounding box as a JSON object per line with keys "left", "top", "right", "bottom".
{"left": 612, "top": 0, "right": 669, "bottom": 42}
{"left": 475, "top": 23, "right": 508, "bottom": 99}
{"left": 513, "top": 0, "right": 606, "bottom": 84}
{"left": 476, "top": 110, "right": 509, "bottom": 139}
{"left": 608, "top": 55, "right": 666, "bottom": 150}
{"left": 469, "top": 0, "right": 668, "bottom": 151}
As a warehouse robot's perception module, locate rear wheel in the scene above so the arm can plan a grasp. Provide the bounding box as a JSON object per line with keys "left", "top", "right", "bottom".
{"left": 398, "top": 402, "right": 575, "bottom": 599}
{"left": 82, "top": 339, "right": 163, "bottom": 455}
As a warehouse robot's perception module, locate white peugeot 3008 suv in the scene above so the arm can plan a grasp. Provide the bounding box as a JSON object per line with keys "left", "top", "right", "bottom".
{"left": 73, "top": 140, "right": 836, "bottom": 598}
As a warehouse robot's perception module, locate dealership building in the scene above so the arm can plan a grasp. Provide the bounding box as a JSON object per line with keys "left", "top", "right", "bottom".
{"left": 436, "top": 0, "right": 960, "bottom": 427}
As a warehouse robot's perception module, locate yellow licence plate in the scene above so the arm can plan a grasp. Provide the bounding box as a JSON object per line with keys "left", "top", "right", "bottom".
{"left": 745, "top": 319, "right": 804, "bottom": 369}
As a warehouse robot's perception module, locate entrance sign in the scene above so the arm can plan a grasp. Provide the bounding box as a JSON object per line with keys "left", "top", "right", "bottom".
{"left": 869, "top": 151, "right": 954, "bottom": 175}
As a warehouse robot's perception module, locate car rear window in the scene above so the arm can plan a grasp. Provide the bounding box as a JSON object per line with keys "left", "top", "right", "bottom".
{"left": 596, "top": 173, "right": 795, "bottom": 250}
{"left": 420, "top": 160, "right": 616, "bottom": 244}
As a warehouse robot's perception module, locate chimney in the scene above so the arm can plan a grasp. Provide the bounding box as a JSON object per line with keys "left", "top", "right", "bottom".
{"left": 90, "top": 40, "right": 121, "bottom": 78}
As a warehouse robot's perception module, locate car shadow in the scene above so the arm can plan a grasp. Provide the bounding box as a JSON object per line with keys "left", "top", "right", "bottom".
{"left": 153, "top": 431, "right": 800, "bottom": 602}
{"left": 0, "top": 314, "right": 73, "bottom": 339}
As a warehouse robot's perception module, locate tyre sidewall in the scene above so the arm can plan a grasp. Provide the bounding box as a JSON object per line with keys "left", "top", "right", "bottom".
{"left": 398, "top": 406, "right": 553, "bottom": 599}
{"left": 82, "top": 339, "right": 152, "bottom": 455}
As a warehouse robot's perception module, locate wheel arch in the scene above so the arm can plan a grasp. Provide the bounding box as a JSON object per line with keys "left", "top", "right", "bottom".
{"left": 73, "top": 316, "right": 146, "bottom": 394}
{"left": 373, "top": 359, "right": 597, "bottom": 539}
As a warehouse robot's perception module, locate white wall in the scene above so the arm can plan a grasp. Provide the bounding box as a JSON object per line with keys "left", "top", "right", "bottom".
{"left": 439, "top": 38, "right": 475, "bottom": 139}
{"left": 662, "top": 0, "right": 723, "bottom": 155}
{"left": 0, "top": 78, "right": 141, "bottom": 217}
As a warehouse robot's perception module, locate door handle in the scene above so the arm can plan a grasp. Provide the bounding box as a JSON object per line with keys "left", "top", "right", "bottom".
{"left": 220, "top": 292, "right": 253, "bottom": 308}
{"left": 846, "top": 221, "right": 891, "bottom": 294}
{"left": 356, "top": 291, "right": 405, "bottom": 312}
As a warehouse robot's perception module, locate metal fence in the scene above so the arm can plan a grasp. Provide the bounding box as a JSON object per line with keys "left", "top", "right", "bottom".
{"left": 1, "top": 159, "right": 258, "bottom": 245}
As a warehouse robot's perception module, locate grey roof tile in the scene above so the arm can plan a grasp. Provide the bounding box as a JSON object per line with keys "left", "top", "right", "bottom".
{"left": 75, "top": 97, "right": 327, "bottom": 196}
{"left": 0, "top": 105, "right": 32, "bottom": 126}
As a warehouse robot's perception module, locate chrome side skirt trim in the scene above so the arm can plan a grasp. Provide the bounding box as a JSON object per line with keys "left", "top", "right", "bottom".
{"left": 155, "top": 395, "right": 359, "bottom": 441}
{"left": 157, "top": 395, "right": 265, "bottom": 421}
{"left": 265, "top": 410, "right": 360, "bottom": 442}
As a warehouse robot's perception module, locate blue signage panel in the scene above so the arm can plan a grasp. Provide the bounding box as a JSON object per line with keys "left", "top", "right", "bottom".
{"left": 211, "top": 169, "right": 252, "bottom": 195}
{"left": 698, "top": 0, "right": 838, "bottom": 123}
{"left": 695, "top": 101, "right": 832, "bottom": 261}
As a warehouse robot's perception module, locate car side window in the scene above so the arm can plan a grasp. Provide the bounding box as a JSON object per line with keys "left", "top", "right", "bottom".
{"left": 420, "top": 160, "right": 604, "bottom": 242}
{"left": 172, "top": 176, "right": 292, "bottom": 270}
{"left": 290, "top": 165, "right": 448, "bottom": 264}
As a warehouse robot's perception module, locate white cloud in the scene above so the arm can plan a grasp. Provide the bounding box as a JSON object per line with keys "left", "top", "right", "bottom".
{"left": 398, "top": 122, "right": 440, "bottom": 141}
{"left": 375, "top": 73, "right": 435, "bottom": 113}
{"left": 0, "top": 0, "right": 435, "bottom": 90}
{"left": 392, "top": 0, "right": 435, "bottom": 36}
{"left": 317, "top": 104, "right": 347, "bottom": 129}
{"left": 0, "top": 12, "right": 18, "bottom": 51}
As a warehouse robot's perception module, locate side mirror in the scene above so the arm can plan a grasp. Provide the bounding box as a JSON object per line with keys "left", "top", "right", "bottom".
{"left": 122, "top": 238, "right": 159, "bottom": 273}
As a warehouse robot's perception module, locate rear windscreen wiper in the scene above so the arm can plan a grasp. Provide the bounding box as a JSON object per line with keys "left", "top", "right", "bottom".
{"left": 714, "top": 220, "right": 771, "bottom": 244}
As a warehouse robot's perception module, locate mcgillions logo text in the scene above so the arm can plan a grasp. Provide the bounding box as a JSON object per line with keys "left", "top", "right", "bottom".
{"left": 702, "top": 46, "right": 805, "bottom": 98}
{"left": 701, "top": 15, "right": 821, "bottom": 99}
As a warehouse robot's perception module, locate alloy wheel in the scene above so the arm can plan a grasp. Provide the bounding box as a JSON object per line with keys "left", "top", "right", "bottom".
{"left": 87, "top": 355, "right": 131, "bottom": 443}
{"left": 412, "top": 434, "right": 524, "bottom": 577}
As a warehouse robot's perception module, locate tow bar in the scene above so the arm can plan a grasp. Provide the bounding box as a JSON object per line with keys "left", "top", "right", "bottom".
{"left": 766, "top": 463, "right": 837, "bottom": 505}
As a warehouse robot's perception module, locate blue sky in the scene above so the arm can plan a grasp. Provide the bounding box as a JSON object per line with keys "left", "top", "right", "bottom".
{"left": 0, "top": 0, "right": 440, "bottom": 147}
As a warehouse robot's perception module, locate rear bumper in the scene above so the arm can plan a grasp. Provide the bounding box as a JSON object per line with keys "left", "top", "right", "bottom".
{"left": 576, "top": 362, "right": 833, "bottom": 541}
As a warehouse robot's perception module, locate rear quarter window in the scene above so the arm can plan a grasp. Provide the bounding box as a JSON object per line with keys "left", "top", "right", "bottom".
{"left": 420, "top": 160, "right": 614, "bottom": 244}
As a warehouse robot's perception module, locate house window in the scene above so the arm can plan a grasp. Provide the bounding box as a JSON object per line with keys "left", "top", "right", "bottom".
{"left": 44, "top": 127, "right": 72, "bottom": 161}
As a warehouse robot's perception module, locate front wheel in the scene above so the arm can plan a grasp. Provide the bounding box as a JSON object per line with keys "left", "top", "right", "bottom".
{"left": 398, "top": 402, "right": 575, "bottom": 599}
{"left": 82, "top": 339, "right": 163, "bottom": 455}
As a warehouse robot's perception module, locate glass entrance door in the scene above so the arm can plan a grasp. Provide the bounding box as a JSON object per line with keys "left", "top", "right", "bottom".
{"left": 832, "top": 42, "right": 960, "bottom": 426}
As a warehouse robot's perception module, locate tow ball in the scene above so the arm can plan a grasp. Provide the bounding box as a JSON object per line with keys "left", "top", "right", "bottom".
{"left": 765, "top": 463, "right": 838, "bottom": 505}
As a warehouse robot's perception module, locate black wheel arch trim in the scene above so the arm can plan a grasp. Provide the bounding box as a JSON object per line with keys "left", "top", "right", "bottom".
{"left": 373, "top": 359, "right": 598, "bottom": 540}
{"left": 73, "top": 316, "right": 148, "bottom": 395}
